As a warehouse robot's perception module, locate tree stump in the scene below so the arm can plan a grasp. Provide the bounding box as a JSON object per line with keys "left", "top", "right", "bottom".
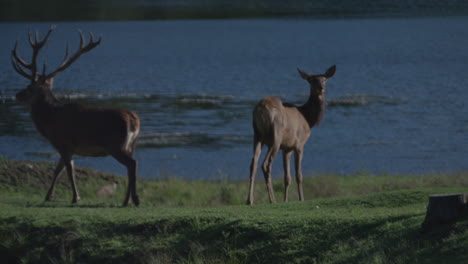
{"left": 421, "top": 193, "right": 468, "bottom": 231}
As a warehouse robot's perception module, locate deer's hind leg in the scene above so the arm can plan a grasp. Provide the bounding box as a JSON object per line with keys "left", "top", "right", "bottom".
{"left": 261, "top": 126, "right": 282, "bottom": 204}
{"left": 247, "top": 133, "right": 263, "bottom": 205}
{"left": 262, "top": 144, "right": 279, "bottom": 203}
{"left": 64, "top": 157, "right": 80, "bottom": 204}
{"left": 112, "top": 150, "right": 139, "bottom": 207}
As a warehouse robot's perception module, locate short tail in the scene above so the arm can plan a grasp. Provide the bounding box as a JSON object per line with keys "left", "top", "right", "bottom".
{"left": 252, "top": 100, "right": 279, "bottom": 140}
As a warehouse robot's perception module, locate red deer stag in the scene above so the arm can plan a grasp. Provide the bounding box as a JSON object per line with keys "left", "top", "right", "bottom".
{"left": 247, "top": 65, "right": 336, "bottom": 205}
{"left": 12, "top": 25, "right": 140, "bottom": 206}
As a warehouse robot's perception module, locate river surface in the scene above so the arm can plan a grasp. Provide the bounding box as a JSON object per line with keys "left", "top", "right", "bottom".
{"left": 1, "top": 17, "right": 468, "bottom": 179}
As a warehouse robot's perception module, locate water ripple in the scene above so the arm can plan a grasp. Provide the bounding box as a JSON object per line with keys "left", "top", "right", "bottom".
{"left": 328, "top": 94, "right": 405, "bottom": 107}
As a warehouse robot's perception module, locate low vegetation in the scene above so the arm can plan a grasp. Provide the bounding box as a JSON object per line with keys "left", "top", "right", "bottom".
{"left": 0, "top": 157, "right": 467, "bottom": 263}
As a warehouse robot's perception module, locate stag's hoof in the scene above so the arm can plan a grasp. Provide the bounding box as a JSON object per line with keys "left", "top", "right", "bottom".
{"left": 133, "top": 195, "right": 140, "bottom": 207}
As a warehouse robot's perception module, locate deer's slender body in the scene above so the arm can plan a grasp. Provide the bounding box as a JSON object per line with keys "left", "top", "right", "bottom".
{"left": 12, "top": 25, "right": 140, "bottom": 206}
{"left": 247, "top": 65, "right": 336, "bottom": 205}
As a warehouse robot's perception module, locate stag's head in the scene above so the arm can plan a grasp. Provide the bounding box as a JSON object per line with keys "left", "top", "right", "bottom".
{"left": 297, "top": 65, "right": 336, "bottom": 96}
{"left": 15, "top": 78, "right": 55, "bottom": 104}
{"left": 12, "top": 25, "right": 101, "bottom": 105}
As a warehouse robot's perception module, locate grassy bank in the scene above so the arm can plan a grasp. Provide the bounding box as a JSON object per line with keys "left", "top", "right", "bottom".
{"left": 0, "top": 158, "right": 467, "bottom": 263}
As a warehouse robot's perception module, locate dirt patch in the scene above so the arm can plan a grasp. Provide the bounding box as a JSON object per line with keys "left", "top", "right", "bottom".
{"left": 0, "top": 159, "right": 121, "bottom": 191}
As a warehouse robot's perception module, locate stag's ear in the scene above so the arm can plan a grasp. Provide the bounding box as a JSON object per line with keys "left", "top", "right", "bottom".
{"left": 297, "top": 68, "right": 309, "bottom": 80}
{"left": 324, "top": 65, "right": 336, "bottom": 78}
{"left": 44, "top": 78, "right": 54, "bottom": 89}
{"left": 37, "top": 75, "right": 53, "bottom": 89}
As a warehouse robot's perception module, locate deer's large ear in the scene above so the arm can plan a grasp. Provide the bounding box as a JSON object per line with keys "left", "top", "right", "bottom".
{"left": 37, "top": 75, "right": 53, "bottom": 89}
{"left": 324, "top": 65, "right": 336, "bottom": 78}
{"left": 297, "top": 68, "right": 309, "bottom": 80}
{"left": 44, "top": 78, "right": 54, "bottom": 89}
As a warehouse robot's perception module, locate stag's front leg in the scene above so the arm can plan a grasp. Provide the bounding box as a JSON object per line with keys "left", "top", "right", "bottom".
{"left": 282, "top": 150, "right": 293, "bottom": 202}
{"left": 45, "top": 158, "right": 66, "bottom": 201}
{"left": 64, "top": 159, "right": 81, "bottom": 204}
{"left": 294, "top": 149, "right": 305, "bottom": 201}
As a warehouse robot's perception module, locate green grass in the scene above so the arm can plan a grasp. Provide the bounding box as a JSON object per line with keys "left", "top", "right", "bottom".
{"left": 0, "top": 158, "right": 467, "bottom": 263}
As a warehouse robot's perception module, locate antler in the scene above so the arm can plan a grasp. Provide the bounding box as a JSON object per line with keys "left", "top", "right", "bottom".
{"left": 11, "top": 25, "right": 56, "bottom": 81}
{"left": 11, "top": 25, "right": 102, "bottom": 82}
{"left": 44, "top": 30, "right": 102, "bottom": 79}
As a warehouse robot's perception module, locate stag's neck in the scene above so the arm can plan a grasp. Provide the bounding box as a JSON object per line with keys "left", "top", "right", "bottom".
{"left": 298, "top": 94, "right": 325, "bottom": 128}
{"left": 30, "top": 91, "right": 62, "bottom": 114}
{"left": 30, "top": 92, "right": 64, "bottom": 136}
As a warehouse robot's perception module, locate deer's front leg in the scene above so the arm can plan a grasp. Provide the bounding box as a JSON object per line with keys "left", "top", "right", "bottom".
{"left": 294, "top": 149, "right": 305, "bottom": 201}
{"left": 282, "top": 150, "right": 293, "bottom": 202}
{"left": 65, "top": 159, "right": 80, "bottom": 204}
{"left": 45, "top": 158, "right": 66, "bottom": 201}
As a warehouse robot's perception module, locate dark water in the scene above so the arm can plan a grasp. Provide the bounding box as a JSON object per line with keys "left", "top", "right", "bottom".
{"left": 1, "top": 17, "right": 468, "bottom": 179}
{"left": 2, "top": 0, "right": 468, "bottom": 21}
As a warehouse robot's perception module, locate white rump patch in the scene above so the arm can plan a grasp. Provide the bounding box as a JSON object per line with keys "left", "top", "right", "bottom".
{"left": 124, "top": 126, "right": 140, "bottom": 153}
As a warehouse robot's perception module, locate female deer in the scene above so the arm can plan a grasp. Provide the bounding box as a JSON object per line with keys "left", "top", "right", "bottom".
{"left": 247, "top": 65, "right": 336, "bottom": 205}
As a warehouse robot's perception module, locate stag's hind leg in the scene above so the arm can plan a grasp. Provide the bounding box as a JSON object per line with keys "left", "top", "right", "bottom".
{"left": 112, "top": 151, "right": 139, "bottom": 206}
{"left": 64, "top": 158, "right": 81, "bottom": 204}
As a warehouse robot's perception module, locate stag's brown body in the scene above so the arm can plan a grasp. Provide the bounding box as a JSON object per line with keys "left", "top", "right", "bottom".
{"left": 12, "top": 25, "right": 140, "bottom": 206}
{"left": 247, "top": 65, "right": 336, "bottom": 205}
{"left": 30, "top": 100, "right": 139, "bottom": 158}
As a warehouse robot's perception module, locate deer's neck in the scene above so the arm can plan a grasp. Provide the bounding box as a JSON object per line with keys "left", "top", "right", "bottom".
{"left": 30, "top": 92, "right": 63, "bottom": 137}
{"left": 299, "top": 94, "right": 325, "bottom": 128}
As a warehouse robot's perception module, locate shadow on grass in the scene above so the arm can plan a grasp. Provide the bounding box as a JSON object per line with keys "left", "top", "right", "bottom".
{"left": 5, "top": 199, "right": 124, "bottom": 209}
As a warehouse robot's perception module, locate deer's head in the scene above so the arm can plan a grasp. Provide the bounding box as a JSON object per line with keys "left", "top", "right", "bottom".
{"left": 15, "top": 78, "right": 55, "bottom": 105}
{"left": 12, "top": 25, "right": 101, "bottom": 105}
{"left": 297, "top": 65, "right": 336, "bottom": 96}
